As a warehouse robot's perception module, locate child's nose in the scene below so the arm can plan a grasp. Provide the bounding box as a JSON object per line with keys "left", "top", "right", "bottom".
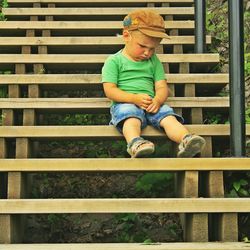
{"left": 144, "top": 49, "right": 150, "bottom": 56}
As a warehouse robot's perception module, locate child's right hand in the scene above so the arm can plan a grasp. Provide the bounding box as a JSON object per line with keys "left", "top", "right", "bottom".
{"left": 133, "top": 94, "right": 152, "bottom": 110}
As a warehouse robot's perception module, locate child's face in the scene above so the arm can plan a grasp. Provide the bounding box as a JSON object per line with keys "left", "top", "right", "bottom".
{"left": 123, "top": 30, "right": 161, "bottom": 61}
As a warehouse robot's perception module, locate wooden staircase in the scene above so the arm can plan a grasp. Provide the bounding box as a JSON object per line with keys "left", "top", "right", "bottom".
{"left": 0, "top": 0, "right": 250, "bottom": 249}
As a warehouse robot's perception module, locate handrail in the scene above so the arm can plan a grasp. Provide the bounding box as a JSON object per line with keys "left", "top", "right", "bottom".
{"left": 195, "top": 0, "right": 246, "bottom": 156}
{"left": 195, "top": 0, "right": 206, "bottom": 53}
{"left": 228, "top": 0, "right": 245, "bottom": 156}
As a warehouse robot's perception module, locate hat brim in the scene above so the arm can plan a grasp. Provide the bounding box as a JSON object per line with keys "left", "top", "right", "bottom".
{"left": 139, "top": 28, "right": 170, "bottom": 39}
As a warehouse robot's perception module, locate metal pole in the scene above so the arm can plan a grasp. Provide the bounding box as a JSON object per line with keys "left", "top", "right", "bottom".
{"left": 228, "top": 0, "right": 246, "bottom": 156}
{"left": 195, "top": 0, "right": 206, "bottom": 53}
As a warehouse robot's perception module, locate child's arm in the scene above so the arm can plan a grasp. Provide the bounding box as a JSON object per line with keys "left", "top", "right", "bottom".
{"left": 103, "top": 82, "right": 152, "bottom": 110}
{"left": 146, "top": 79, "right": 168, "bottom": 113}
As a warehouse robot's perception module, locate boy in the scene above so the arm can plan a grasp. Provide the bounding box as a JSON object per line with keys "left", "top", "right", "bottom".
{"left": 102, "top": 9, "right": 206, "bottom": 158}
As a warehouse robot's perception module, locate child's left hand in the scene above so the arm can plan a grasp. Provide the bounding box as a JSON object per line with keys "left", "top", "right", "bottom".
{"left": 146, "top": 98, "right": 161, "bottom": 113}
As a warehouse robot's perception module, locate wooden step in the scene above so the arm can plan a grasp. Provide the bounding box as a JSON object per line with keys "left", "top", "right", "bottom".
{"left": 0, "top": 74, "right": 229, "bottom": 85}
{"left": 0, "top": 36, "right": 211, "bottom": 46}
{"left": 0, "top": 198, "right": 250, "bottom": 213}
{"left": 2, "top": 7, "right": 194, "bottom": 16}
{"left": 0, "top": 21, "right": 195, "bottom": 30}
{"left": 7, "top": 0, "right": 194, "bottom": 3}
{"left": 0, "top": 158, "right": 250, "bottom": 172}
{"left": 0, "top": 97, "right": 229, "bottom": 109}
{"left": 0, "top": 243, "right": 249, "bottom": 250}
{"left": 0, "top": 125, "right": 249, "bottom": 138}
{"left": 0, "top": 54, "right": 220, "bottom": 64}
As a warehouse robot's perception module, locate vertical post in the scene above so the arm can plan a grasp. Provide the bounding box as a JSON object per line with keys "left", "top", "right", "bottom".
{"left": 195, "top": 0, "right": 206, "bottom": 53}
{"left": 228, "top": 0, "right": 246, "bottom": 156}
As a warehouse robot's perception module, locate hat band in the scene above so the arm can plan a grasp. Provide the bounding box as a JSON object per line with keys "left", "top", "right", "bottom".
{"left": 128, "top": 25, "right": 166, "bottom": 33}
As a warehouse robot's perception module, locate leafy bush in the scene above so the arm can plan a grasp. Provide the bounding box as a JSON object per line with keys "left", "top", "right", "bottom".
{"left": 0, "top": 0, "right": 8, "bottom": 21}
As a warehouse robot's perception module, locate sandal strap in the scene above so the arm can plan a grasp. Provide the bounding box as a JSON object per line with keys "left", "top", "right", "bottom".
{"left": 127, "top": 136, "right": 144, "bottom": 149}
{"left": 127, "top": 138, "right": 154, "bottom": 155}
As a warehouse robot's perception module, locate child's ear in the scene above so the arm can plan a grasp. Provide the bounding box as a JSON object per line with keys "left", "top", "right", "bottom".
{"left": 123, "top": 29, "right": 131, "bottom": 42}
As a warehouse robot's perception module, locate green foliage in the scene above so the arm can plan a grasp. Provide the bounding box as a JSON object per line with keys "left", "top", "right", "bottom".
{"left": 142, "top": 238, "right": 154, "bottom": 244}
{"left": 0, "top": 0, "right": 8, "bottom": 21}
{"left": 165, "top": 223, "right": 180, "bottom": 239}
{"left": 42, "top": 113, "right": 109, "bottom": 126}
{"left": 0, "top": 114, "right": 3, "bottom": 125}
{"left": 246, "top": 108, "right": 250, "bottom": 124}
{"left": 242, "top": 236, "right": 250, "bottom": 243}
{"left": 46, "top": 214, "right": 67, "bottom": 241}
{"left": 0, "top": 71, "right": 12, "bottom": 101}
{"left": 203, "top": 111, "right": 229, "bottom": 124}
{"left": 1, "top": 0, "right": 8, "bottom": 7}
{"left": 115, "top": 213, "right": 150, "bottom": 243}
{"left": 136, "top": 173, "right": 174, "bottom": 197}
{"left": 0, "top": 70, "right": 12, "bottom": 74}
{"left": 0, "top": 70, "right": 8, "bottom": 124}
{"left": 206, "top": 0, "right": 250, "bottom": 76}
{"left": 206, "top": 0, "right": 228, "bottom": 69}
{"left": 226, "top": 172, "right": 250, "bottom": 198}
{"left": 38, "top": 140, "right": 128, "bottom": 158}
{"left": 244, "top": 9, "right": 250, "bottom": 54}
{"left": 245, "top": 53, "right": 250, "bottom": 76}
{"left": 0, "top": 87, "right": 7, "bottom": 98}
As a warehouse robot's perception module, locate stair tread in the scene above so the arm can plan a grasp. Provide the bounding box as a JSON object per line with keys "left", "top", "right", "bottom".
{"left": 0, "top": 73, "right": 229, "bottom": 84}
{"left": 0, "top": 243, "right": 248, "bottom": 250}
{"left": 0, "top": 125, "right": 249, "bottom": 137}
{"left": 0, "top": 36, "right": 211, "bottom": 45}
{"left": 0, "top": 158, "right": 250, "bottom": 172}
{"left": 7, "top": 0, "right": 194, "bottom": 3}
{"left": 1, "top": 198, "right": 250, "bottom": 214}
{"left": 0, "top": 54, "right": 220, "bottom": 63}
{"left": 3, "top": 7, "right": 194, "bottom": 15}
{"left": 0, "top": 20, "right": 195, "bottom": 29}
{"left": 0, "top": 97, "right": 229, "bottom": 109}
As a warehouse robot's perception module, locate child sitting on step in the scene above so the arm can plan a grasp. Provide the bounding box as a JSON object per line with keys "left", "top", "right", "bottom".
{"left": 102, "top": 8, "right": 206, "bottom": 158}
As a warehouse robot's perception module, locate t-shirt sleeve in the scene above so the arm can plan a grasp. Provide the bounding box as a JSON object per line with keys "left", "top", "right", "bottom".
{"left": 153, "top": 54, "right": 167, "bottom": 82}
{"left": 101, "top": 56, "right": 119, "bottom": 84}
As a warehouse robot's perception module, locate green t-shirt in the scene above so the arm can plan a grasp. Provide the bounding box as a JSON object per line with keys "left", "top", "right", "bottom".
{"left": 101, "top": 50, "right": 166, "bottom": 98}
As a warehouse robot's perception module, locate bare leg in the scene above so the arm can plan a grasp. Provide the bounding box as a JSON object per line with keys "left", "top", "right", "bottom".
{"left": 122, "top": 117, "right": 142, "bottom": 143}
{"left": 123, "top": 117, "right": 155, "bottom": 157}
{"left": 160, "top": 115, "right": 189, "bottom": 143}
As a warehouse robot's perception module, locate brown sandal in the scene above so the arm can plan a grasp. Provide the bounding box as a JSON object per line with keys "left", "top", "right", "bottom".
{"left": 127, "top": 138, "right": 155, "bottom": 158}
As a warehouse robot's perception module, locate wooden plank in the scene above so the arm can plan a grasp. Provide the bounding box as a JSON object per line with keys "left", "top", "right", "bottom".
{"left": 1, "top": 110, "right": 15, "bottom": 126}
{"left": 0, "top": 74, "right": 229, "bottom": 84}
{"left": 0, "top": 215, "right": 11, "bottom": 243}
{"left": 176, "top": 169, "right": 208, "bottom": 241}
{"left": 217, "top": 213, "right": 238, "bottom": 241}
{"left": 0, "top": 243, "right": 249, "bottom": 250}
{"left": 0, "top": 54, "right": 220, "bottom": 64}
{"left": 0, "top": 158, "right": 250, "bottom": 172}
{"left": 177, "top": 44, "right": 207, "bottom": 241}
{"left": 176, "top": 171, "right": 198, "bottom": 198}
{"left": 0, "top": 36, "right": 211, "bottom": 45}
{"left": 0, "top": 97, "right": 229, "bottom": 109}
{"left": 0, "top": 107, "right": 14, "bottom": 244}
{"left": 191, "top": 108, "right": 203, "bottom": 124}
{"left": 201, "top": 136, "right": 213, "bottom": 157}
{"left": 0, "top": 125, "right": 249, "bottom": 138}
{"left": 0, "top": 242, "right": 249, "bottom": 250}
{"left": 23, "top": 109, "right": 36, "bottom": 125}
{"left": 0, "top": 198, "right": 250, "bottom": 214}
{"left": 7, "top": 0, "right": 194, "bottom": 3}
{"left": 2, "top": 7, "right": 195, "bottom": 15}
{"left": 205, "top": 170, "right": 238, "bottom": 241}
{"left": 185, "top": 213, "right": 208, "bottom": 241}
{"left": 0, "top": 21, "right": 195, "bottom": 29}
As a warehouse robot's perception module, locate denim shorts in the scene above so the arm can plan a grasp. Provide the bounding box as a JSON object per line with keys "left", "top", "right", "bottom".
{"left": 110, "top": 103, "right": 184, "bottom": 133}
